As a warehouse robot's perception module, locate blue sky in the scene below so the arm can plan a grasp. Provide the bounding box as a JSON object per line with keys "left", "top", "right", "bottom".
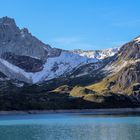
{"left": 0, "top": 0, "right": 140, "bottom": 50}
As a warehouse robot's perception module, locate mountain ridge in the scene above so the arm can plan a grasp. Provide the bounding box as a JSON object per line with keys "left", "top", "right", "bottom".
{"left": 0, "top": 16, "right": 118, "bottom": 84}
{"left": 0, "top": 16, "right": 139, "bottom": 110}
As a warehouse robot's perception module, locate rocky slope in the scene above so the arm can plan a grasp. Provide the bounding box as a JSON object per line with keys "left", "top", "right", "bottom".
{"left": 87, "top": 36, "right": 140, "bottom": 95}
{"left": 49, "top": 36, "right": 140, "bottom": 109}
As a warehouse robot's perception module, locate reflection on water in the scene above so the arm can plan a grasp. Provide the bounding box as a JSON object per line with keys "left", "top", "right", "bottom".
{"left": 0, "top": 113, "right": 139, "bottom": 140}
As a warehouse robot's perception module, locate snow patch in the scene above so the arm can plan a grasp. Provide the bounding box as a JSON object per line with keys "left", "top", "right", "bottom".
{"left": 71, "top": 48, "right": 119, "bottom": 60}
{"left": 0, "top": 51, "right": 99, "bottom": 83}
{"left": 134, "top": 36, "right": 140, "bottom": 42}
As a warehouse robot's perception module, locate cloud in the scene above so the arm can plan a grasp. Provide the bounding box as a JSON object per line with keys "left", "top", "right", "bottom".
{"left": 51, "top": 37, "right": 95, "bottom": 50}
{"left": 53, "top": 37, "right": 81, "bottom": 45}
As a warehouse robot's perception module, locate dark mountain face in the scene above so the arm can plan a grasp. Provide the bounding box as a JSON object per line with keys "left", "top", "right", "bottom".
{"left": 1, "top": 52, "right": 44, "bottom": 72}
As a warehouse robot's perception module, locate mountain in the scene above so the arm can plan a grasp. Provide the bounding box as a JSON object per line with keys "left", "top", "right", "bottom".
{"left": 49, "top": 37, "right": 140, "bottom": 108}
{"left": 0, "top": 17, "right": 117, "bottom": 85}
{"left": 71, "top": 48, "right": 119, "bottom": 59}
{"left": 87, "top": 36, "right": 140, "bottom": 94}
{"left": 0, "top": 16, "right": 139, "bottom": 110}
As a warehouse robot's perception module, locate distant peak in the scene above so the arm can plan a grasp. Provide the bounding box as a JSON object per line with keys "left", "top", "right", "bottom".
{"left": 0, "top": 16, "right": 16, "bottom": 25}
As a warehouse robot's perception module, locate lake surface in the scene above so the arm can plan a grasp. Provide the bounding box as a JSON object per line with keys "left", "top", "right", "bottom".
{"left": 0, "top": 112, "right": 139, "bottom": 140}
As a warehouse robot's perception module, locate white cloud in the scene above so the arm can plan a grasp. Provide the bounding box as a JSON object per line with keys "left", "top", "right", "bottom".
{"left": 50, "top": 37, "right": 95, "bottom": 50}
{"left": 53, "top": 37, "right": 81, "bottom": 45}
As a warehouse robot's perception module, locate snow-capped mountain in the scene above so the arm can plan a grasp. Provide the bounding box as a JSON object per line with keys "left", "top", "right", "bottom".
{"left": 0, "top": 17, "right": 140, "bottom": 110}
{"left": 0, "top": 17, "right": 118, "bottom": 84}
{"left": 71, "top": 48, "right": 119, "bottom": 59}
{"left": 0, "top": 51, "right": 99, "bottom": 84}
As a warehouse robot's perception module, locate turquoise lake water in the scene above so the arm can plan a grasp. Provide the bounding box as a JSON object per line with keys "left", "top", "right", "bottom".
{"left": 0, "top": 113, "right": 139, "bottom": 140}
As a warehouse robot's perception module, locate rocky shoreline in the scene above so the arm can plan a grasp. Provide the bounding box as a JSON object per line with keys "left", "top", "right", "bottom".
{"left": 0, "top": 108, "right": 140, "bottom": 115}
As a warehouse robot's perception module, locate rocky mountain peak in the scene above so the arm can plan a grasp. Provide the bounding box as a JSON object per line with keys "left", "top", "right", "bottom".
{"left": 0, "top": 16, "right": 19, "bottom": 32}
{"left": 0, "top": 16, "right": 20, "bottom": 43}
{"left": 0, "top": 16, "right": 54, "bottom": 61}
{"left": 117, "top": 36, "right": 140, "bottom": 60}
{"left": 0, "top": 16, "right": 16, "bottom": 25}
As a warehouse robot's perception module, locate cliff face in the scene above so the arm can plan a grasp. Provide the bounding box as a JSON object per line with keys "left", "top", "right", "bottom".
{"left": 0, "top": 17, "right": 53, "bottom": 61}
